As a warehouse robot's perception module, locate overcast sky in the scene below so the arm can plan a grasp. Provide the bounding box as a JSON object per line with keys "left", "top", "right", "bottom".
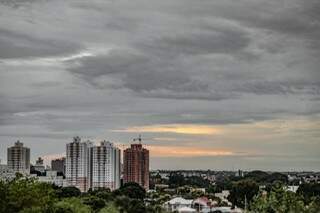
{"left": 0, "top": 0, "right": 319, "bottom": 171}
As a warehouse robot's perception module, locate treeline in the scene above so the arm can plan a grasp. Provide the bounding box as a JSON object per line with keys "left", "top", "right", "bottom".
{"left": 167, "top": 173, "right": 211, "bottom": 188}
{"left": 164, "top": 171, "right": 320, "bottom": 212}
{"left": 0, "top": 175, "right": 163, "bottom": 213}
{"left": 227, "top": 174, "right": 320, "bottom": 212}
{"left": 166, "top": 170, "right": 289, "bottom": 191}
{"left": 1, "top": 172, "right": 320, "bottom": 213}
{"left": 249, "top": 182, "right": 320, "bottom": 212}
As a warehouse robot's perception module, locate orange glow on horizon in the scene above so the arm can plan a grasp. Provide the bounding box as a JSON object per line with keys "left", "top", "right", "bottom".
{"left": 113, "top": 124, "right": 223, "bottom": 135}
{"left": 147, "top": 145, "right": 233, "bottom": 157}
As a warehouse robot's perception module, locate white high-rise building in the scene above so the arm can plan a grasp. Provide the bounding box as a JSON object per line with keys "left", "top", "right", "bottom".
{"left": 91, "top": 141, "right": 121, "bottom": 190}
{"left": 7, "top": 140, "right": 30, "bottom": 175}
{"left": 66, "top": 136, "right": 93, "bottom": 192}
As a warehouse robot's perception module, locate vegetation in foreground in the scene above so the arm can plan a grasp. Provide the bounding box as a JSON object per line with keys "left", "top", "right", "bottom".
{"left": 0, "top": 175, "right": 161, "bottom": 213}
{"left": 0, "top": 172, "right": 320, "bottom": 213}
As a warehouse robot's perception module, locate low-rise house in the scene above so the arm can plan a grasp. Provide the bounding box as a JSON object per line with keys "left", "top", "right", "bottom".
{"left": 192, "top": 197, "right": 212, "bottom": 212}
{"left": 285, "top": 185, "right": 299, "bottom": 193}
{"left": 214, "top": 190, "right": 231, "bottom": 206}
{"left": 164, "top": 197, "right": 193, "bottom": 212}
{"left": 210, "top": 207, "right": 242, "bottom": 213}
{"left": 178, "top": 206, "right": 196, "bottom": 213}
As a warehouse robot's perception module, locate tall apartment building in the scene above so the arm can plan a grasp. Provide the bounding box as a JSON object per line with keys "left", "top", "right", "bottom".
{"left": 91, "top": 141, "right": 121, "bottom": 190}
{"left": 51, "top": 157, "right": 66, "bottom": 176}
{"left": 123, "top": 141, "right": 149, "bottom": 189}
{"left": 7, "top": 140, "right": 30, "bottom": 175}
{"left": 66, "top": 136, "right": 92, "bottom": 192}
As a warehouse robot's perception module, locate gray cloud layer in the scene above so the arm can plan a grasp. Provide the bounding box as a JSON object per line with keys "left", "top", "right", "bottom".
{"left": 0, "top": 0, "right": 319, "bottom": 170}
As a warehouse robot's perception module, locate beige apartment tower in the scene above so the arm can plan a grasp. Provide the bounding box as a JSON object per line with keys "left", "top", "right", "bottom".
{"left": 7, "top": 140, "right": 30, "bottom": 175}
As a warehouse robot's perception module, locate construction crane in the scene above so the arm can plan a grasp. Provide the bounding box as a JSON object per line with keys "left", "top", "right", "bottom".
{"left": 117, "top": 135, "right": 153, "bottom": 150}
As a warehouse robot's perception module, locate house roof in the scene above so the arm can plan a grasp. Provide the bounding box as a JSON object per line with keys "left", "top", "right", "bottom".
{"left": 193, "top": 197, "right": 210, "bottom": 206}
{"left": 166, "top": 197, "right": 193, "bottom": 205}
{"left": 178, "top": 206, "right": 196, "bottom": 212}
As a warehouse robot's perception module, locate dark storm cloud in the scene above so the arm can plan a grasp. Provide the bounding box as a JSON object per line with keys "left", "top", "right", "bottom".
{"left": 66, "top": 50, "right": 235, "bottom": 100}
{"left": 236, "top": 80, "right": 320, "bottom": 95}
{"left": 60, "top": 0, "right": 320, "bottom": 101}
{"left": 0, "top": 29, "right": 82, "bottom": 59}
{"left": 138, "top": 26, "right": 251, "bottom": 56}
{"left": 215, "top": 0, "right": 320, "bottom": 53}
{"left": 246, "top": 1, "right": 320, "bottom": 40}
{"left": 0, "top": 0, "right": 41, "bottom": 7}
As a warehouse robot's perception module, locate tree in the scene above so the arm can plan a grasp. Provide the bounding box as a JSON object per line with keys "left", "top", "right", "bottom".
{"left": 228, "top": 179, "right": 259, "bottom": 209}
{"left": 88, "top": 188, "right": 112, "bottom": 201}
{"left": 307, "top": 197, "right": 320, "bottom": 213}
{"left": 0, "top": 180, "right": 9, "bottom": 213}
{"left": 53, "top": 198, "right": 91, "bottom": 213}
{"left": 56, "top": 186, "right": 81, "bottom": 198}
{"left": 266, "top": 173, "right": 288, "bottom": 184}
{"left": 99, "top": 203, "right": 119, "bottom": 213}
{"left": 4, "top": 177, "right": 57, "bottom": 213}
{"left": 115, "top": 182, "right": 146, "bottom": 200}
{"left": 245, "top": 171, "right": 269, "bottom": 183}
{"left": 82, "top": 196, "right": 106, "bottom": 211}
{"left": 168, "top": 173, "right": 185, "bottom": 188}
{"left": 250, "top": 184, "right": 306, "bottom": 213}
{"left": 126, "top": 199, "right": 146, "bottom": 213}
{"left": 185, "top": 176, "right": 210, "bottom": 188}
{"left": 297, "top": 183, "right": 320, "bottom": 203}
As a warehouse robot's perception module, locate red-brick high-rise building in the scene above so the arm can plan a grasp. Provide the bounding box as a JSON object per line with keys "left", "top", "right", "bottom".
{"left": 123, "top": 141, "right": 149, "bottom": 190}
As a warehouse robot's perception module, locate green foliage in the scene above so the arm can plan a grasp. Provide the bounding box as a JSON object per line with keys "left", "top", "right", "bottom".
{"left": 0, "top": 177, "right": 169, "bottom": 213}
{"left": 53, "top": 197, "right": 92, "bottom": 213}
{"left": 0, "top": 177, "right": 57, "bottom": 213}
{"left": 228, "top": 179, "right": 259, "bottom": 209}
{"left": 168, "top": 173, "right": 211, "bottom": 189}
{"left": 82, "top": 196, "right": 106, "bottom": 211}
{"left": 87, "top": 188, "right": 112, "bottom": 201}
{"left": 244, "top": 171, "right": 288, "bottom": 184}
{"left": 249, "top": 184, "right": 320, "bottom": 213}
{"left": 56, "top": 186, "right": 81, "bottom": 198}
{"left": 245, "top": 171, "right": 269, "bottom": 183}
{"left": 114, "top": 182, "right": 146, "bottom": 200}
{"left": 0, "top": 180, "right": 9, "bottom": 213}
{"left": 297, "top": 183, "right": 320, "bottom": 203}
{"left": 266, "top": 172, "right": 288, "bottom": 184}
{"left": 168, "top": 173, "right": 185, "bottom": 188}
{"left": 307, "top": 197, "right": 320, "bottom": 213}
{"left": 98, "top": 203, "right": 119, "bottom": 213}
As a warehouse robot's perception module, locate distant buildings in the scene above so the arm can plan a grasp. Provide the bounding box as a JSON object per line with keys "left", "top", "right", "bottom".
{"left": 2, "top": 136, "right": 151, "bottom": 192}
{"left": 66, "top": 136, "right": 93, "bottom": 192}
{"left": 7, "top": 140, "right": 30, "bottom": 175}
{"left": 91, "top": 141, "right": 121, "bottom": 190}
{"left": 31, "top": 157, "right": 45, "bottom": 173}
{"left": 123, "top": 142, "right": 150, "bottom": 190}
{"left": 0, "top": 164, "right": 15, "bottom": 179}
{"left": 51, "top": 157, "right": 66, "bottom": 176}
{"left": 32, "top": 170, "right": 67, "bottom": 187}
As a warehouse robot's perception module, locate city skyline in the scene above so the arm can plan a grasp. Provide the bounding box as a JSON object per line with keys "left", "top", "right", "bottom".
{"left": 0, "top": 0, "right": 320, "bottom": 171}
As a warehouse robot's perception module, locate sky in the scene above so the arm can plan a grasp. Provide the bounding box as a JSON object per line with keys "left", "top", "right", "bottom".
{"left": 0, "top": 0, "right": 319, "bottom": 171}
